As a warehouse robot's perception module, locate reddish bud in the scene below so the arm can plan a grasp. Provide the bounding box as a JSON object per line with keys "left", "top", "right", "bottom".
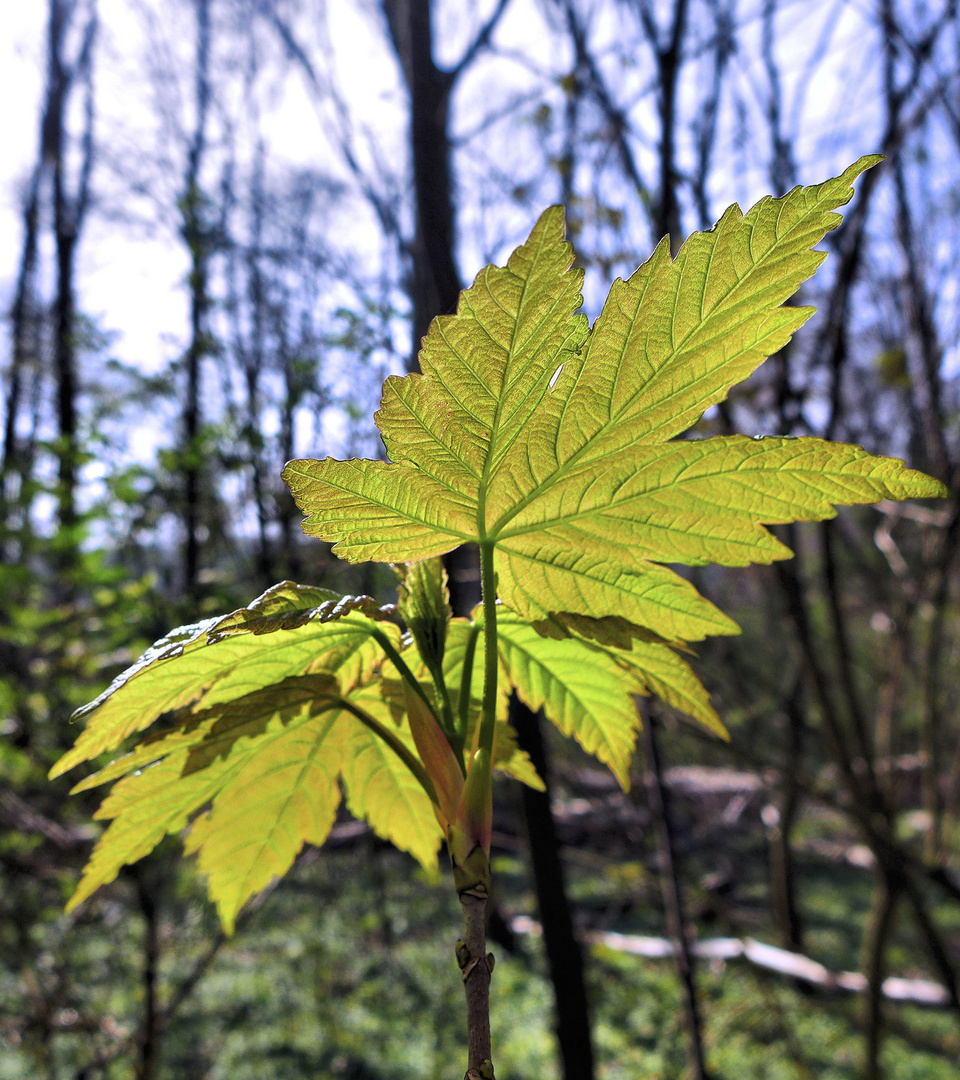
{"left": 404, "top": 683, "right": 463, "bottom": 828}
{"left": 449, "top": 748, "right": 493, "bottom": 896}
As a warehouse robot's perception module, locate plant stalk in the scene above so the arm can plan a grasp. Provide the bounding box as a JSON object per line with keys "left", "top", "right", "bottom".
{"left": 456, "top": 622, "right": 481, "bottom": 742}
{"left": 451, "top": 539, "right": 499, "bottom": 1079}
{"left": 478, "top": 541, "right": 498, "bottom": 760}
{"left": 459, "top": 889, "right": 493, "bottom": 1078}
{"left": 371, "top": 627, "right": 445, "bottom": 725}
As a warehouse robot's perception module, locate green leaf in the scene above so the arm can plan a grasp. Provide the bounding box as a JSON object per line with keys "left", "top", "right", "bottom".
{"left": 69, "top": 674, "right": 341, "bottom": 793}
{"left": 494, "top": 608, "right": 643, "bottom": 789}
{"left": 183, "top": 710, "right": 345, "bottom": 933}
{"left": 284, "top": 157, "right": 945, "bottom": 643}
{"left": 603, "top": 638, "right": 726, "bottom": 740}
{"left": 65, "top": 676, "right": 350, "bottom": 917}
{"left": 478, "top": 603, "right": 721, "bottom": 786}
{"left": 51, "top": 583, "right": 399, "bottom": 778}
{"left": 67, "top": 677, "right": 443, "bottom": 929}
{"left": 338, "top": 685, "right": 444, "bottom": 871}
{"left": 487, "top": 716, "right": 545, "bottom": 792}
{"left": 395, "top": 558, "right": 459, "bottom": 739}
{"left": 531, "top": 159, "right": 883, "bottom": 459}
{"left": 442, "top": 618, "right": 503, "bottom": 732}
{"left": 395, "top": 558, "right": 450, "bottom": 673}
{"left": 66, "top": 747, "right": 238, "bottom": 914}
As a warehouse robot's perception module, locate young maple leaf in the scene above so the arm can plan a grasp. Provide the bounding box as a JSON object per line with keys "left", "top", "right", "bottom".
{"left": 52, "top": 584, "right": 445, "bottom": 932}
{"left": 283, "top": 156, "right": 946, "bottom": 645}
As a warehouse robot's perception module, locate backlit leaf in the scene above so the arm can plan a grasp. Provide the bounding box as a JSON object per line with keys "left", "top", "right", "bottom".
{"left": 494, "top": 608, "right": 643, "bottom": 789}
{"left": 284, "top": 157, "right": 946, "bottom": 644}
{"left": 67, "top": 677, "right": 443, "bottom": 928}
{"left": 52, "top": 585, "right": 399, "bottom": 777}
{"left": 604, "top": 638, "right": 725, "bottom": 740}
{"left": 69, "top": 674, "right": 340, "bottom": 793}
{"left": 66, "top": 681, "right": 348, "bottom": 918}
{"left": 395, "top": 559, "right": 450, "bottom": 674}
{"left": 339, "top": 685, "right": 444, "bottom": 870}
{"left": 67, "top": 748, "right": 236, "bottom": 913}
{"left": 184, "top": 711, "right": 345, "bottom": 933}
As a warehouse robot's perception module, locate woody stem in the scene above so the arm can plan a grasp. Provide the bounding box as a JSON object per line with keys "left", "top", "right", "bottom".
{"left": 460, "top": 888, "right": 492, "bottom": 1076}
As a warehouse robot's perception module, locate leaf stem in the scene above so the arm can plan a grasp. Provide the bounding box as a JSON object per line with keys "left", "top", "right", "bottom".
{"left": 429, "top": 661, "right": 462, "bottom": 759}
{"left": 478, "top": 542, "right": 498, "bottom": 761}
{"left": 457, "top": 622, "right": 481, "bottom": 744}
{"left": 336, "top": 697, "right": 439, "bottom": 807}
{"left": 370, "top": 627, "right": 441, "bottom": 724}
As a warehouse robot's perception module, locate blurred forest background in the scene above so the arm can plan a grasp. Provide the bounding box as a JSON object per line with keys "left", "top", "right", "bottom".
{"left": 2, "top": 0, "right": 960, "bottom": 1077}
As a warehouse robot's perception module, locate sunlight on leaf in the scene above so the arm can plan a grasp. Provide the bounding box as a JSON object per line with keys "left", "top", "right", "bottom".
{"left": 284, "top": 156, "right": 946, "bottom": 645}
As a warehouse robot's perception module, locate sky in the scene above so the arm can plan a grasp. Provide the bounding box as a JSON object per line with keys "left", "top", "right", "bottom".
{"left": 3, "top": 0, "right": 958, "bottom": 464}
{"left": 1, "top": 1, "right": 404, "bottom": 377}
{"left": 0, "top": 0, "right": 880, "bottom": 382}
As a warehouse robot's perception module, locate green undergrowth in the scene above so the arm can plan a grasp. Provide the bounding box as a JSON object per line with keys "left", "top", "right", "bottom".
{"left": 4, "top": 832, "right": 956, "bottom": 1080}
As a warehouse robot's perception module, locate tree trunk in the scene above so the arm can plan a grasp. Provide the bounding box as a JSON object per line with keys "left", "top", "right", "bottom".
{"left": 511, "top": 696, "right": 596, "bottom": 1080}
{"left": 1, "top": 169, "right": 42, "bottom": 558}
{"left": 641, "top": 705, "right": 711, "bottom": 1080}
{"left": 651, "top": 0, "right": 689, "bottom": 250}
{"left": 382, "top": 0, "right": 460, "bottom": 362}
{"left": 244, "top": 143, "right": 272, "bottom": 585}
{"left": 46, "top": 0, "right": 96, "bottom": 542}
{"left": 382, "top": 0, "right": 481, "bottom": 614}
{"left": 180, "top": 0, "right": 212, "bottom": 599}
{"left": 135, "top": 868, "right": 161, "bottom": 1080}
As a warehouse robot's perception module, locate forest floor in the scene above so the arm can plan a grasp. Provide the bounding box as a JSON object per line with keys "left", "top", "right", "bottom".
{"left": 2, "top": 754, "right": 959, "bottom": 1079}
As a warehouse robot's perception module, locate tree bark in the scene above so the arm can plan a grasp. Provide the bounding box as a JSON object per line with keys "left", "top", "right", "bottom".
{"left": 180, "top": 0, "right": 212, "bottom": 599}
{"left": 651, "top": 0, "right": 689, "bottom": 250}
{"left": 382, "top": 0, "right": 482, "bottom": 616}
{"left": 862, "top": 876, "right": 899, "bottom": 1080}
{"left": 244, "top": 143, "right": 272, "bottom": 585}
{"left": 459, "top": 890, "right": 493, "bottom": 1077}
{"left": 769, "top": 682, "right": 805, "bottom": 953}
{"left": 1, "top": 168, "right": 42, "bottom": 558}
{"left": 45, "top": 0, "right": 97, "bottom": 542}
{"left": 135, "top": 868, "right": 161, "bottom": 1080}
{"left": 382, "top": 0, "right": 460, "bottom": 361}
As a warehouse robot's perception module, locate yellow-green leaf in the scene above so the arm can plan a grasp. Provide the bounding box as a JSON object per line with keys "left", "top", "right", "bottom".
{"left": 494, "top": 608, "right": 643, "bottom": 789}
{"left": 52, "top": 585, "right": 399, "bottom": 778}
{"left": 283, "top": 158, "right": 945, "bottom": 643}
{"left": 70, "top": 674, "right": 341, "bottom": 793}
{"left": 184, "top": 711, "right": 345, "bottom": 933}
{"left": 66, "top": 677, "right": 444, "bottom": 929}
{"left": 66, "top": 748, "right": 235, "bottom": 913}
{"left": 396, "top": 557, "right": 451, "bottom": 675}
{"left": 605, "top": 638, "right": 726, "bottom": 739}
{"left": 339, "top": 686, "right": 444, "bottom": 870}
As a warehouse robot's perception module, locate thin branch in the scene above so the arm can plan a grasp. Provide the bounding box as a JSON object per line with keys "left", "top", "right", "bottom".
{"left": 557, "top": 0, "right": 652, "bottom": 206}
{"left": 862, "top": 876, "right": 899, "bottom": 1080}
{"left": 640, "top": 703, "right": 712, "bottom": 1080}
{"left": 449, "top": 0, "right": 511, "bottom": 82}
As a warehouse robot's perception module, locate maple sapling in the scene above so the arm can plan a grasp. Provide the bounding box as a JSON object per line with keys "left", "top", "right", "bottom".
{"left": 53, "top": 156, "right": 946, "bottom": 1079}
